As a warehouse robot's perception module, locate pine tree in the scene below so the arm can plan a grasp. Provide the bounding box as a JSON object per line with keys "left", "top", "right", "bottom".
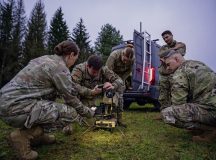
{"left": 0, "top": 0, "right": 16, "bottom": 87}
{"left": 94, "top": 23, "right": 123, "bottom": 63}
{"left": 23, "top": 0, "right": 47, "bottom": 66}
{"left": 48, "top": 7, "right": 70, "bottom": 54}
{"left": 11, "top": 0, "right": 26, "bottom": 71}
{"left": 72, "top": 18, "right": 91, "bottom": 63}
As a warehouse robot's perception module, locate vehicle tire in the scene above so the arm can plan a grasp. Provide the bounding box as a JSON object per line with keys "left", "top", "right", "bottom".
{"left": 123, "top": 101, "right": 131, "bottom": 110}
{"left": 137, "top": 99, "right": 147, "bottom": 106}
{"left": 151, "top": 100, "right": 161, "bottom": 111}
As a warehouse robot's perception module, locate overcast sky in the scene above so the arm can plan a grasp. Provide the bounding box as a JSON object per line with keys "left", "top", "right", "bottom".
{"left": 23, "top": 0, "right": 216, "bottom": 71}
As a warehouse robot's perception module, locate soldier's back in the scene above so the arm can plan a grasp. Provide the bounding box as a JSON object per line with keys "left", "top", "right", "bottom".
{"left": 172, "top": 60, "right": 216, "bottom": 109}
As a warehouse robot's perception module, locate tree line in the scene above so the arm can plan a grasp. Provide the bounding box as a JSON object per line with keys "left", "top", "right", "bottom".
{"left": 0, "top": 0, "right": 124, "bottom": 87}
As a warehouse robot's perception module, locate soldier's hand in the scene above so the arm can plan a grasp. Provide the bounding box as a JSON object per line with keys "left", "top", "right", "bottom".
{"left": 89, "top": 108, "right": 95, "bottom": 117}
{"left": 91, "top": 85, "right": 102, "bottom": 96}
{"left": 90, "top": 106, "right": 97, "bottom": 112}
{"left": 103, "top": 82, "right": 114, "bottom": 91}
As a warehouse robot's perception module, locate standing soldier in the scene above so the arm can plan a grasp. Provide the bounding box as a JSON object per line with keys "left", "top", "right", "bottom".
{"left": 0, "top": 40, "right": 94, "bottom": 160}
{"left": 161, "top": 49, "right": 216, "bottom": 142}
{"left": 71, "top": 55, "right": 127, "bottom": 127}
{"left": 158, "top": 30, "right": 186, "bottom": 110}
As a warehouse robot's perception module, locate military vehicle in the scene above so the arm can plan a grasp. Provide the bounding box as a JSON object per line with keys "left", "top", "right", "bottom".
{"left": 112, "top": 27, "right": 161, "bottom": 110}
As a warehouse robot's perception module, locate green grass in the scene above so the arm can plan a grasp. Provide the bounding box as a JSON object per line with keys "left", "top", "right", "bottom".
{"left": 1, "top": 103, "right": 216, "bottom": 160}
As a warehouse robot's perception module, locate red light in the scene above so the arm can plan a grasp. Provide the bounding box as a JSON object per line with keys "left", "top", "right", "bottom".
{"left": 149, "top": 67, "right": 155, "bottom": 85}
{"left": 144, "top": 67, "right": 155, "bottom": 85}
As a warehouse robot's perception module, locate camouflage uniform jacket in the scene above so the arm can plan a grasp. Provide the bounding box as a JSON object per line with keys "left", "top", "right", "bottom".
{"left": 159, "top": 40, "right": 186, "bottom": 58}
{"left": 106, "top": 48, "right": 134, "bottom": 81}
{"left": 71, "top": 62, "right": 125, "bottom": 99}
{"left": 0, "top": 55, "right": 91, "bottom": 118}
{"left": 170, "top": 60, "right": 216, "bottom": 110}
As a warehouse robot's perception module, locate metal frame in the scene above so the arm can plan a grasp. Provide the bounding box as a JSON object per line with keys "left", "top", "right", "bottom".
{"left": 140, "top": 30, "right": 152, "bottom": 91}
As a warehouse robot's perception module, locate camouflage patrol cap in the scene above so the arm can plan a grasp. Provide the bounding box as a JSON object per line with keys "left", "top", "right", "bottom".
{"left": 160, "top": 49, "right": 178, "bottom": 58}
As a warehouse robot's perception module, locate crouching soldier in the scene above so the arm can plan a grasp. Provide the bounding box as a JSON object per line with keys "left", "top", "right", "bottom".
{"left": 105, "top": 45, "right": 134, "bottom": 126}
{"left": 160, "top": 49, "right": 216, "bottom": 142}
{"left": 0, "top": 40, "right": 94, "bottom": 159}
{"left": 106, "top": 45, "right": 135, "bottom": 90}
{"left": 71, "top": 55, "right": 127, "bottom": 127}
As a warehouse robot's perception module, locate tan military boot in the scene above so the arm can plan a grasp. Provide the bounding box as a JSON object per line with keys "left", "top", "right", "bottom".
{"left": 8, "top": 129, "right": 38, "bottom": 160}
{"left": 117, "top": 112, "right": 127, "bottom": 128}
{"left": 31, "top": 133, "right": 56, "bottom": 146}
{"left": 30, "top": 126, "right": 56, "bottom": 146}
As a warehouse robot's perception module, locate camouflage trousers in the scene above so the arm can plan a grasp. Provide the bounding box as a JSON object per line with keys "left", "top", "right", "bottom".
{"left": 118, "top": 93, "right": 124, "bottom": 112}
{"left": 125, "top": 75, "right": 132, "bottom": 89}
{"left": 158, "top": 64, "right": 173, "bottom": 109}
{"left": 161, "top": 103, "right": 216, "bottom": 130}
{"left": 2, "top": 100, "right": 80, "bottom": 129}
{"left": 158, "top": 74, "right": 172, "bottom": 109}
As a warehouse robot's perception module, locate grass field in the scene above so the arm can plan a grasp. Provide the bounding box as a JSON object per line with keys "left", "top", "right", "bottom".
{"left": 0, "top": 103, "right": 216, "bottom": 160}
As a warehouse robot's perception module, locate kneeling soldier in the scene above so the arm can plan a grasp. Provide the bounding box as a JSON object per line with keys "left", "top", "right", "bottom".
{"left": 0, "top": 40, "right": 94, "bottom": 159}
{"left": 71, "top": 55, "right": 127, "bottom": 127}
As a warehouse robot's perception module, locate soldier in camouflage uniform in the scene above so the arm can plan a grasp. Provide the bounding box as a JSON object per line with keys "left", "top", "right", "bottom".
{"left": 158, "top": 30, "right": 186, "bottom": 108}
{"left": 160, "top": 49, "right": 216, "bottom": 142}
{"left": 106, "top": 46, "right": 134, "bottom": 87}
{"left": 105, "top": 46, "right": 134, "bottom": 127}
{"left": 71, "top": 55, "right": 126, "bottom": 127}
{"left": 0, "top": 40, "right": 94, "bottom": 159}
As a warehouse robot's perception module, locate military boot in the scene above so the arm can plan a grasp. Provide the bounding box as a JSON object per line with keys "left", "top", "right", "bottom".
{"left": 31, "top": 126, "right": 56, "bottom": 146}
{"left": 8, "top": 128, "right": 38, "bottom": 160}
{"left": 192, "top": 128, "right": 216, "bottom": 143}
{"left": 31, "top": 133, "right": 56, "bottom": 146}
{"left": 117, "top": 112, "right": 127, "bottom": 128}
